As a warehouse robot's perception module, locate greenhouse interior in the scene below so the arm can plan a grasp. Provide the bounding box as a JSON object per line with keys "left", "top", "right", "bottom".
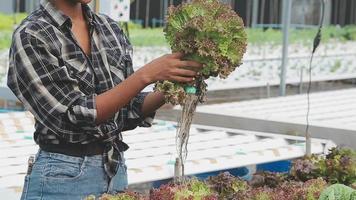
{"left": 0, "top": 0, "right": 355, "bottom": 200}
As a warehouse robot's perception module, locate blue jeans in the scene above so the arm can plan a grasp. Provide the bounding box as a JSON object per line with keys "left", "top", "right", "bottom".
{"left": 20, "top": 150, "right": 128, "bottom": 200}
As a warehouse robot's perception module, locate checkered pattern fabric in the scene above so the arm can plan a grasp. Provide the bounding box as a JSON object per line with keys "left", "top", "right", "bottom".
{"left": 7, "top": 0, "right": 154, "bottom": 178}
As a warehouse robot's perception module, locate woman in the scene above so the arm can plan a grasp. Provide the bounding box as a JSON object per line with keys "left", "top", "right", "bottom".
{"left": 7, "top": 0, "right": 202, "bottom": 199}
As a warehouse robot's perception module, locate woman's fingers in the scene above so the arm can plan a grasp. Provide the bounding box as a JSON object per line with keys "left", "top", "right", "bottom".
{"left": 173, "top": 68, "right": 197, "bottom": 77}
{"left": 169, "top": 52, "right": 185, "bottom": 59}
{"left": 167, "top": 53, "right": 203, "bottom": 69}
{"left": 170, "top": 76, "right": 194, "bottom": 83}
{"left": 170, "top": 68, "right": 199, "bottom": 83}
{"left": 179, "top": 60, "right": 204, "bottom": 69}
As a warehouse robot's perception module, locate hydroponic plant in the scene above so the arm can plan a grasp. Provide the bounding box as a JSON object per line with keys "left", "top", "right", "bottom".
{"left": 319, "top": 184, "right": 356, "bottom": 200}
{"left": 248, "top": 172, "right": 289, "bottom": 188}
{"left": 291, "top": 147, "right": 356, "bottom": 186}
{"left": 153, "top": 0, "right": 247, "bottom": 183}
{"left": 155, "top": 0, "right": 247, "bottom": 105}
{"left": 206, "top": 172, "right": 248, "bottom": 199}
{"left": 234, "top": 179, "right": 327, "bottom": 200}
{"left": 149, "top": 179, "right": 218, "bottom": 200}
{"left": 85, "top": 191, "right": 144, "bottom": 200}
{"left": 87, "top": 171, "right": 355, "bottom": 200}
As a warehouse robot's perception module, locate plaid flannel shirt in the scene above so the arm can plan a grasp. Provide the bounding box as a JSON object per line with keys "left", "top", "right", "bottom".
{"left": 7, "top": 0, "right": 154, "bottom": 178}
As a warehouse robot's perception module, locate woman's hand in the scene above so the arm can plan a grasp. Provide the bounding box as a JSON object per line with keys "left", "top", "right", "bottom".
{"left": 138, "top": 52, "right": 203, "bottom": 84}
{"left": 96, "top": 53, "right": 201, "bottom": 124}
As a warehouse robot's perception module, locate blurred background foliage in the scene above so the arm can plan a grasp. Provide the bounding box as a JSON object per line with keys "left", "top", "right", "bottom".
{"left": 0, "top": 13, "right": 356, "bottom": 49}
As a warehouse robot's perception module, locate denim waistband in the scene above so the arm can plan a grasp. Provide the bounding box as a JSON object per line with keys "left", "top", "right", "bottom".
{"left": 35, "top": 149, "right": 125, "bottom": 167}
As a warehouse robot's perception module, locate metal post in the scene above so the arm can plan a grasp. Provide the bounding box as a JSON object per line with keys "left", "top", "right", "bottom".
{"left": 302, "top": 0, "right": 307, "bottom": 25}
{"left": 273, "top": 0, "right": 279, "bottom": 24}
{"left": 163, "top": 0, "right": 168, "bottom": 25}
{"left": 145, "top": 0, "right": 150, "bottom": 28}
{"left": 339, "top": 0, "right": 346, "bottom": 26}
{"left": 268, "top": 0, "right": 273, "bottom": 24}
{"left": 174, "top": 157, "right": 182, "bottom": 183}
{"left": 260, "top": 0, "right": 265, "bottom": 25}
{"left": 16, "top": 0, "right": 20, "bottom": 13}
{"left": 332, "top": 0, "right": 338, "bottom": 23}
{"left": 13, "top": 0, "right": 16, "bottom": 25}
{"left": 12, "top": 0, "right": 21, "bottom": 27}
{"left": 160, "top": 0, "right": 163, "bottom": 22}
{"left": 299, "top": 67, "right": 303, "bottom": 94}
{"left": 25, "top": 0, "right": 29, "bottom": 13}
{"left": 279, "top": 0, "right": 292, "bottom": 96}
{"left": 163, "top": 0, "right": 168, "bottom": 15}
{"left": 135, "top": 0, "right": 140, "bottom": 21}
{"left": 246, "top": 0, "right": 252, "bottom": 27}
{"left": 324, "top": 0, "right": 332, "bottom": 26}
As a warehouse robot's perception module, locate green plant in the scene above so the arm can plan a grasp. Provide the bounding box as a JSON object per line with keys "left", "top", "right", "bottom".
{"left": 207, "top": 172, "right": 248, "bottom": 199}
{"left": 174, "top": 179, "right": 217, "bottom": 200}
{"left": 130, "top": 28, "right": 168, "bottom": 47}
{"left": 154, "top": 0, "right": 247, "bottom": 105}
{"left": 233, "top": 177, "right": 328, "bottom": 200}
{"left": 322, "top": 148, "right": 356, "bottom": 185}
{"left": 85, "top": 191, "right": 144, "bottom": 200}
{"left": 0, "top": 31, "right": 12, "bottom": 50}
{"left": 291, "top": 154, "right": 321, "bottom": 182}
{"left": 85, "top": 172, "right": 334, "bottom": 200}
{"left": 305, "top": 178, "right": 328, "bottom": 200}
{"left": 149, "top": 183, "right": 178, "bottom": 200}
{"left": 149, "top": 180, "right": 217, "bottom": 200}
{"left": 233, "top": 186, "right": 274, "bottom": 200}
{"left": 0, "top": 13, "right": 27, "bottom": 31}
{"left": 0, "top": 13, "right": 27, "bottom": 50}
{"left": 319, "top": 184, "right": 356, "bottom": 200}
{"left": 100, "top": 194, "right": 140, "bottom": 200}
{"left": 291, "top": 147, "right": 356, "bottom": 186}
{"left": 252, "top": 189, "right": 273, "bottom": 200}
{"left": 339, "top": 25, "right": 356, "bottom": 41}
{"left": 249, "top": 172, "right": 289, "bottom": 188}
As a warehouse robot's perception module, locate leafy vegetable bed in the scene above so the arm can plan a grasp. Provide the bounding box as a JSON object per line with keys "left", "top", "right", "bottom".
{"left": 86, "top": 148, "right": 355, "bottom": 200}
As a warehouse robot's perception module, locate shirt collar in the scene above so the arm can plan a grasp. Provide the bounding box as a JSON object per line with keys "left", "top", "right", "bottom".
{"left": 82, "top": 3, "right": 95, "bottom": 24}
{"left": 40, "top": 0, "right": 94, "bottom": 27}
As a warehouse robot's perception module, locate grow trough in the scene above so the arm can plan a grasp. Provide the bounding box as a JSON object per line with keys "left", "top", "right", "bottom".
{"left": 162, "top": 88, "right": 356, "bottom": 148}
{"left": 0, "top": 111, "right": 335, "bottom": 198}
{"left": 123, "top": 122, "right": 335, "bottom": 184}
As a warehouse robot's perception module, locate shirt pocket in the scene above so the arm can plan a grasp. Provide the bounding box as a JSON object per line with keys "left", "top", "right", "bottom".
{"left": 64, "top": 57, "right": 95, "bottom": 95}
{"left": 106, "top": 49, "right": 129, "bottom": 85}
{"left": 106, "top": 48, "right": 125, "bottom": 70}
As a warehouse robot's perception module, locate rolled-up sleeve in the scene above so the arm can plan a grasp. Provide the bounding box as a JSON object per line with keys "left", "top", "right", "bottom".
{"left": 123, "top": 92, "right": 155, "bottom": 131}
{"left": 7, "top": 28, "right": 99, "bottom": 142}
